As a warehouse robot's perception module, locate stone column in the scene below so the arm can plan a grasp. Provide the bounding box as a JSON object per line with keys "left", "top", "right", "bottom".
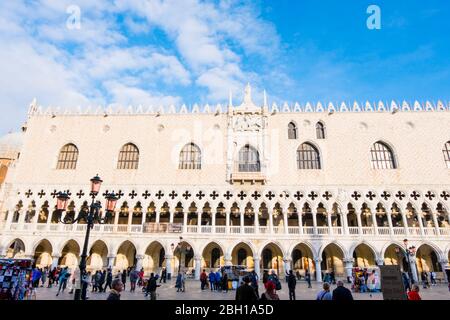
{"left": 312, "top": 212, "right": 318, "bottom": 235}
{"left": 224, "top": 254, "right": 232, "bottom": 267}
{"left": 376, "top": 257, "right": 385, "bottom": 267}
{"left": 194, "top": 255, "right": 202, "bottom": 280}
{"left": 183, "top": 212, "right": 188, "bottom": 233}
{"left": 155, "top": 210, "right": 160, "bottom": 224}
{"left": 314, "top": 258, "right": 322, "bottom": 282}
{"left": 432, "top": 213, "right": 440, "bottom": 235}
{"left": 371, "top": 213, "right": 379, "bottom": 235}
{"left": 386, "top": 212, "right": 394, "bottom": 235}
{"left": 18, "top": 209, "right": 26, "bottom": 229}
{"left": 327, "top": 213, "right": 333, "bottom": 235}
{"left": 212, "top": 211, "right": 216, "bottom": 233}
{"left": 344, "top": 258, "right": 354, "bottom": 279}
{"left": 283, "top": 212, "right": 289, "bottom": 234}
{"left": 107, "top": 255, "right": 116, "bottom": 269}
{"left": 225, "top": 212, "right": 230, "bottom": 234}
{"left": 165, "top": 254, "right": 173, "bottom": 279}
{"left": 253, "top": 257, "right": 261, "bottom": 278}
{"left": 269, "top": 210, "right": 274, "bottom": 234}
{"left": 341, "top": 213, "right": 348, "bottom": 235}
{"left": 439, "top": 259, "right": 449, "bottom": 282}
{"left": 416, "top": 211, "right": 425, "bottom": 236}
{"left": 401, "top": 212, "right": 409, "bottom": 235}
{"left": 240, "top": 211, "right": 244, "bottom": 233}
{"left": 254, "top": 211, "right": 259, "bottom": 234}
{"left": 135, "top": 254, "right": 144, "bottom": 271}
{"left": 356, "top": 213, "right": 363, "bottom": 235}
{"left": 51, "top": 254, "right": 61, "bottom": 269}
{"left": 298, "top": 212, "right": 303, "bottom": 235}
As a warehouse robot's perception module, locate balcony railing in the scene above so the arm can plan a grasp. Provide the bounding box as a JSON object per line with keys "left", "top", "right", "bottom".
{"left": 6, "top": 223, "right": 450, "bottom": 237}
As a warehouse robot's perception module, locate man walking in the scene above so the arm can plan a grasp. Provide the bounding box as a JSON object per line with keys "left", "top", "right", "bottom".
{"left": 235, "top": 276, "right": 259, "bottom": 301}
{"left": 200, "top": 269, "right": 208, "bottom": 290}
{"left": 104, "top": 269, "right": 113, "bottom": 291}
{"left": 130, "top": 268, "right": 139, "bottom": 292}
{"left": 160, "top": 267, "right": 167, "bottom": 284}
{"left": 146, "top": 273, "right": 161, "bottom": 300}
{"left": 56, "top": 267, "right": 70, "bottom": 296}
{"left": 305, "top": 270, "right": 312, "bottom": 288}
{"left": 287, "top": 270, "right": 297, "bottom": 300}
{"left": 332, "top": 281, "right": 354, "bottom": 301}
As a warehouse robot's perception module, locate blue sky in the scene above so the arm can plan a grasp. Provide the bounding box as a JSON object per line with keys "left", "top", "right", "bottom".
{"left": 0, "top": 0, "right": 449, "bottom": 135}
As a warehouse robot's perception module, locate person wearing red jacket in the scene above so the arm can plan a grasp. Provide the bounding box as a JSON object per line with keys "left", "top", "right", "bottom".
{"left": 407, "top": 284, "right": 422, "bottom": 300}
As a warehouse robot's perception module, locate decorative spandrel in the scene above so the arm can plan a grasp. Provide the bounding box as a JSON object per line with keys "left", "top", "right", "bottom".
{"left": 233, "top": 114, "right": 263, "bottom": 132}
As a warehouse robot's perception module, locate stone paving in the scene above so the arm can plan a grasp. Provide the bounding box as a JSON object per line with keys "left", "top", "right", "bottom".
{"left": 30, "top": 280, "right": 450, "bottom": 301}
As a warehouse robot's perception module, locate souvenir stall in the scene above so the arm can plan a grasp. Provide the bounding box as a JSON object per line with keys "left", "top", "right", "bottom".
{"left": 0, "top": 259, "right": 33, "bottom": 300}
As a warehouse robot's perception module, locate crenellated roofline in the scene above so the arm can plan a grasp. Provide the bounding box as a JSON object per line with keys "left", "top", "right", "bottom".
{"left": 27, "top": 99, "right": 450, "bottom": 117}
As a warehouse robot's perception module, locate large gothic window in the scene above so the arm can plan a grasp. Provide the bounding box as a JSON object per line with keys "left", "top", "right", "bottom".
{"left": 179, "top": 143, "right": 202, "bottom": 170}
{"left": 297, "top": 143, "right": 321, "bottom": 169}
{"left": 288, "top": 122, "right": 297, "bottom": 139}
{"left": 443, "top": 141, "right": 450, "bottom": 168}
{"left": 56, "top": 144, "right": 78, "bottom": 170}
{"left": 117, "top": 143, "right": 140, "bottom": 169}
{"left": 316, "top": 122, "right": 326, "bottom": 139}
{"left": 238, "top": 145, "right": 261, "bottom": 172}
{"left": 370, "top": 141, "right": 397, "bottom": 169}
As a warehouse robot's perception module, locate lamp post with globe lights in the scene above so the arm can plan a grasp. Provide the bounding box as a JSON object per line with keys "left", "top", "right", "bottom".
{"left": 55, "top": 175, "right": 119, "bottom": 300}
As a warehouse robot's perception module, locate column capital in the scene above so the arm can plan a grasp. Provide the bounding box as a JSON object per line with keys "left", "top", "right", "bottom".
{"left": 194, "top": 254, "right": 202, "bottom": 261}
{"left": 252, "top": 256, "right": 260, "bottom": 261}
{"left": 439, "top": 258, "right": 449, "bottom": 265}
{"left": 165, "top": 254, "right": 174, "bottom": 259}
{"left": 343, "top": 258, "right": 354, "bottom": 264}
{"left": 107, "top": 254, "right": 117, "bottom": 259}
{"left": 51, "top": 253, "right": 61, "bottom": 258}
{"left": 283, "top": 257, "right": 292, "bottom": 263}
{"left": 376, "top": 258, "right": 385, "bottom": 266}
{"left": 136, "top": 254, "right": 145, "bottom": 260}
{"left": 314, "top": 257, "right": 322, "bottom": 263}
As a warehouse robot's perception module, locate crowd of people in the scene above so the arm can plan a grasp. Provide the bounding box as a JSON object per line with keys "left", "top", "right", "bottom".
{"left": 24, "top": 264, "right": 447, "bottom": 301}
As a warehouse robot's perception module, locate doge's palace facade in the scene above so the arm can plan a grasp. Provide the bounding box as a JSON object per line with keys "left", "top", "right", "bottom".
{"left": 1, "top": 85, "right": 450, "bottom": 282}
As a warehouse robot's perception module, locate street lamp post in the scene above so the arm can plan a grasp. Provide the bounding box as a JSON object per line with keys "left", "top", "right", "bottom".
{"left": 170, "top": 237, "right": 191, "bottom": 274}
{"left": 56, "top": 175, "right": 118, "bottom": 300}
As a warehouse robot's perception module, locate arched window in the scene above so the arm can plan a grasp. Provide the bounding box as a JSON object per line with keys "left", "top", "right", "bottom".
{"left": 179, "top": 143, "right": 201, "bottom": 170}
{"left": 297, "top": 143, "right": 321, "bottom": 169}
{"left": 443, "top": 141, "right": 450, "bottom": 168}
{"left": 370, "top": 141, "right": 396, "bottom": 169}
{"left": 57, "top": 144, "right": 78, "bottom": 170}
{"left": 288, "top": 122, "right": 297, "bottom": 139}
{"left": 117, "top": 143, "right": 139, "bottom": 169}
{"left": 316, "top": 122, "right": 326, "bottom": 139}
{"left": 238, "top": 145, "right": 260, "bottom": 172}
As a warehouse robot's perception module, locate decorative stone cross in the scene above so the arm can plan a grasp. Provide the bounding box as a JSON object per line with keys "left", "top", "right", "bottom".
{"left": 142, "top": 191, "right": 151, "bottom": 199}
{"left": 224, "top": 191, "right": 233, "bottom": 200}
{"left": 129, "top": 190, "right": 138, "bottom": 199}
{"left": 182, "top": 191, "right": 191, "bottom": 200}
{"left": 238, "top": 191, "right": 247, "bottom": 200}
{"left": 381, "top": 191, "right": 391, "bottom": 201}
{"left": 155, "top": 190, "right": 164, "bottom": 200}
{"left": 251, "top": 191, "right": 261, "bottom": 200}
{"left": 266, "top": 191, "right": 275, "bottom": 200}
{"left": 170, "top": 191, "right": 179, "bottom": 200}
{"left": 294, "top": 191, "right": 304, "bottom": 201}
{"left": 395, "top": 191, "right": 406, "bottom": 200}
{"left": 308, "top": 191, "right": 318, "bottom": 201}
{"left": 210, "top": 191, "right": 219, "bottom": 200}
{"left": 440, "top": 191, "right": 449, "bottom": 201}
{"left": 410, "top": 191, "right": 420, "bottom": 200}
{"left": 116, "top": 190, "right": 124, "bottom": 199}
{"left": 196, "top": 191, "right": 206, "bottom": 200}
{"left": 351, "top": 191, "right": 361, "bottom": 201}
{"left": 51, "top": 190, "right": 59, "bottom": 198}
{"left": 366, "top": 191, "right": 376, "bottom": 201}
{"left": 425, "top": 191, "right": 435, "bottom": 201}
{"left": 25, "top": 190, "right": 33, "bottom": 198}
{"left": 38, "top": 190, "right": 46, "bottom": 198}
{"left": 322, "top": 191, "right": 332, "bottom": 201}
{"left": 76, "top": 190, "right": 85, "bottom": 199}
